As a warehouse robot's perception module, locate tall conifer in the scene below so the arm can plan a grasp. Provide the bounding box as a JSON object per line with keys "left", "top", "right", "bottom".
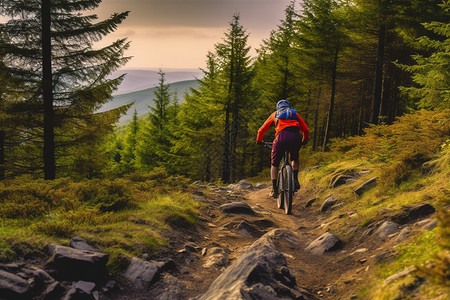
{"left": 0, "top": 0, "right": 130, "bottom": 179}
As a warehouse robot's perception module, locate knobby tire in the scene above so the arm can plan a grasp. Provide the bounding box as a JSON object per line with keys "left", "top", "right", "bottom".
{"left": 277, "top": 173, "right": 284, "bottom": 209}
{"left": 284, "top": 165, "right": 293, "bottom": 215}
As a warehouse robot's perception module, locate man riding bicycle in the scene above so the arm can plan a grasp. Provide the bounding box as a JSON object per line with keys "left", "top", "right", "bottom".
{"left": 256, "top": 100, "right": 309, "bottom": 198}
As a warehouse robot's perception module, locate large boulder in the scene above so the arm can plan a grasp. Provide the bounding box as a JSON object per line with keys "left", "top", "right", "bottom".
{"left": 195, "top": 229, "right": 315, "bottom": 300}
{"left": 46, "top": 244, "right": 108, "bottom": 282}
{"left": 0, "top": 269, "right": 31, "bottom": 300}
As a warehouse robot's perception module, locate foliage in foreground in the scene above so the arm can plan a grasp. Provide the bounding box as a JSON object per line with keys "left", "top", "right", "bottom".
{"left": 0, "top": 168, "right": 202, "bottom": 270}
{"left": 297, "top": 110, "right": 450, "bottom": 299}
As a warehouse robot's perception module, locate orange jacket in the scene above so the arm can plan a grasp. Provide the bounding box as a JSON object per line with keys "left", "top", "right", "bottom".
{"left": 256, "top": 111, "right": 309, "bottom": 142}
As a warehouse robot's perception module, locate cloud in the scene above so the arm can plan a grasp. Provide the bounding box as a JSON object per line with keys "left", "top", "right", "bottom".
{"left": 98, "top": 0, "right": 290, "bottom": 30}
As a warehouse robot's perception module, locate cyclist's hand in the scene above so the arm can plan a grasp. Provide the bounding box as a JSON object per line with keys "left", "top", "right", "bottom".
{"left": 302, "top": 140, "right": 308, "bottom": 146}
{"left": 257, "top": 141, "right": 265, "bottom": 145}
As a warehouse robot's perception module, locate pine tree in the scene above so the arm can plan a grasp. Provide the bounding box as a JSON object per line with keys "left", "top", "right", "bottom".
{"left": 121, "top": 109, "right": 139, "bottom": 172}
{"left": 173, "top": 52, "right": 224, "bottom": 181}
{"left": 399, "top": 1, "right": 450, "bottom": 110}
{"left": 137, "top": 69, "right": 173, "bottom": 170}
{"left": 297, "top": 0, "right": 346, "bottom": 151}
{"left": 216, "top": 14, "right": 254, "bottom": 183}
{"left": 0, "top": 0, "right": 130, "bottom": 179}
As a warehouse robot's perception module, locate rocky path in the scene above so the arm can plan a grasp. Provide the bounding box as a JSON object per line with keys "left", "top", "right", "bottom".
{"left": 0, "top": 180, "right": 438, "bottom": 299}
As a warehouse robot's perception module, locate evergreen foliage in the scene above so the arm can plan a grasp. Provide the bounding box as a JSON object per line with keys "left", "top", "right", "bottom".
{"left": 399, "top": 0, "right": 450, "bottom": 110}
{"left": 0, "top": 0, "right": 130, "bottom": 179}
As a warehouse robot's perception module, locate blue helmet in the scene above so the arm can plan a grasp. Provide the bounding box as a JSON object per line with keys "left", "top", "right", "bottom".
{"left": 276, "top": 100, "right": 290, "bottom": 110}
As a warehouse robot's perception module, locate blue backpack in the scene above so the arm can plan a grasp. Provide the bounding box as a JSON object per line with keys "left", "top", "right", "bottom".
{"left": 275, "top": 107, "right": 300, "bottom": 126}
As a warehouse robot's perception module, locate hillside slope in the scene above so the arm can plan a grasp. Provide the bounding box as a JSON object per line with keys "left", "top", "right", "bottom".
{"left": 98, "top": 79, "right": 198, "bottom": 123}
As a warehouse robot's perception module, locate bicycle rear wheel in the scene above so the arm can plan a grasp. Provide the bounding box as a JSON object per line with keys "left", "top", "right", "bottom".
{"left": 277, "top": 173, "right": 284, "bottom": 209}
{"left": 284, "top": 165, "right": 293, "bottom": 215}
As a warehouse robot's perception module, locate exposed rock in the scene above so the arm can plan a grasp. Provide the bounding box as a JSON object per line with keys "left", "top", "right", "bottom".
{"left": 232, "top": 179, "right": 253, "bottom": 191}
{"left": 375, "top": 221, "right": 400, "bottom": 239}
{"left": 196, "top": 229, "right": 314, "bottom": 300}
{"left": 42, "top": 281, "right": 65, "bottom": 300}
{"left": 383, "top": 267, "right": 416, "bottom": 286}
{"left": 151, "top": 274, "right": 186, "bottom": 300}
{"left": 0, "top": 263, "right": 23, "bottom": 273}
{"left": 354, "top": 177, "right": 378, "bottom": 196}
{"left": 354, "top": 170, "right": 371, "bottom": 178}
{"left": 305, "top": 166, "right": 320, "bottom": 172}
{"left": 46, "top": 244, "right": 108, "bottom": 282}
{"left": 391, "top": 204, "right": 436, "bottom": 224}
{"left": 70, "top": 237, "right": 98, "bottom": 252}
{"left": 395, "top": 227, "right": 411, "bottom": 243}
{"left": 320, "top": 196, "right": 338, "bottom": 212}
{"left": 19, "top": 267, "right": 54, "bottom": 284}
{"left": 203, "top": 247, "right": 229, "bottom": 269}
{"left": 375, "top": 250, "right": 396, "bottom": 263}
{"left": 237, "top": 220, "right": 264, "bottom": 238}
{"left": 305, "top": 198, "right": 317, "bottom": 208}
{"left": 416, "top": 218, "right": 438, "bottom": 230}
{"left": 305, "top": 232, "right": 342, "bottom": 255}
{"left": 351, "top": 248, "right": 368, "bottom": 255}
{"left": 123, "top": 257, "right": 174, "bottom": 289}
{"left": 101, "top": 280, "right": 117, "bottom": 294}
{"left": 63, "top": 281, "right": 96, "bottom": 300}
{"left": 253, "top": 183, "right": 267, "bottom": 189}
{"left": 184, "top": 244, "right": 198, "bottom": 253}
{"left": 219, "top": 202, "right": 256, "bottom": 215}
{"left": 0, "top": 269, "right": 31, "bottom": 300}
{"left": 330, "top": 175, "right": 354, "bottom": 188}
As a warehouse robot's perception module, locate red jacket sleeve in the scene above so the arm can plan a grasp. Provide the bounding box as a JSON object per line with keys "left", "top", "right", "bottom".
{"left": 297, "top": 112, "right": 309, "bottom": 141}
{"left": 256, "top": 112, "right": 275, "bottom": 142}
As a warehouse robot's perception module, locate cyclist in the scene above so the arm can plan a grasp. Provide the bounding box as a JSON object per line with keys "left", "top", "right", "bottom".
{"left": 256, "top": 100, "right": 309, "bottom": 198}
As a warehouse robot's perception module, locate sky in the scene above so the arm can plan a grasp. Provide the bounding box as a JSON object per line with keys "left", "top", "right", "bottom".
{"left": 93, "top": 0, "right": 293, "bottom": 70}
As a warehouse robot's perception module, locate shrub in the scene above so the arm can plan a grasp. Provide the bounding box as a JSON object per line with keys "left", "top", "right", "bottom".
{"left": 420, "top": 210, "right": 450, "bottom": 285}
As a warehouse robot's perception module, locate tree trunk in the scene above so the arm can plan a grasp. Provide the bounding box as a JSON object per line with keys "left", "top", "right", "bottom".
{"left": 229, "top": 115, "right": 238, "bottom": 183}
{"left": 370, "top": 24, "right": 386, "bottom": 125}
{"left": 42, "top": 0, "right": 56, "bottom": 179}
{"left": 0, "top": 130, "right": 5, "bottom": 180}
{"left": 312, "top": 92, "right": 320, "bottom": 151}
{"left": 322, "top": 44, "right": 339, "bottom": 151}
{"left": 221, "top": 112, "right": 230, "bottom": 183}
{"left": 205, "top": 156, "right": 211, "bottom": 182}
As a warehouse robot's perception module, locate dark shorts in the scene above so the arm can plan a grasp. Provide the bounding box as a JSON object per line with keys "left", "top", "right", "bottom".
{"left": 271, "top": 127, "right": 301, "bottom": 167}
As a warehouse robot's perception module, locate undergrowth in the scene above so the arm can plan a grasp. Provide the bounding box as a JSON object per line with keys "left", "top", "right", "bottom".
{"left": 298, "top": 110, "right": 450, "bottom": 299}
{"left": 0, "top": 168, "right": 202, "bottom": 268}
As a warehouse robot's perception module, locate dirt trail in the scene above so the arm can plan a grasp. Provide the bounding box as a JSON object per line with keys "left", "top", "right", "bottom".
{"left": 172, "top": 185, "right": 372, "bottom": 300}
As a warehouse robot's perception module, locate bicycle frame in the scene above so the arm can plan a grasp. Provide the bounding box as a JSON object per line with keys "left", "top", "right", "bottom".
{"left": 264, "top": 142, "right": 294, "bottom": 214}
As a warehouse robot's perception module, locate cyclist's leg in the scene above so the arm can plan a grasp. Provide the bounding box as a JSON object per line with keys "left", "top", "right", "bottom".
{"left": 286, "top": 132, "right": 302, "bottom": 190}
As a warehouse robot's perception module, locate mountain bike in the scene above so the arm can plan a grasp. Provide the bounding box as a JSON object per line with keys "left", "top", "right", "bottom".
{"left": 263, "top": 142, "right": 295, "bottom": 215}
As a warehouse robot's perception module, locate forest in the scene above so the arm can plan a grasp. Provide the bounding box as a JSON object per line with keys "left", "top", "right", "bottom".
{"left": 0, "top": 0, "right": 449, "bottom": 183}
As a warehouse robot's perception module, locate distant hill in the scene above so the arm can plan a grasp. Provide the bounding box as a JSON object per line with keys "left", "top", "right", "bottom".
{"left": 109, "top": 69, "right": 203, "bottom": 95}
{"left": 98, "top": 79, "right": 199, "bottom": 124}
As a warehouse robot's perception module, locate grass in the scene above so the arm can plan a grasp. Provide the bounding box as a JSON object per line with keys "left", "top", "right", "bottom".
{"left": 297, "top": 111, "right": 450, "bottom": 299}
{"left": 0, "top": 171, "right": 203, "bottom": 270}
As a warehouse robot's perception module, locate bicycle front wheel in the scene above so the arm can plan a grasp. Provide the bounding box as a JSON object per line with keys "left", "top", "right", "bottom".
{"left": 277, "top": 173, "right": 284, "bottom": 209}
{"left": 284, "top": 165, "right": 293, "bottom": 215}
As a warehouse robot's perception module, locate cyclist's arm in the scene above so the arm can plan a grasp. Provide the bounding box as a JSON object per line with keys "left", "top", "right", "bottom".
{"left": 256, "top": 113, "right": 275, "bottom": 142}
{"left": 296, "top": 112, "right": 309, "bottom": 141}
